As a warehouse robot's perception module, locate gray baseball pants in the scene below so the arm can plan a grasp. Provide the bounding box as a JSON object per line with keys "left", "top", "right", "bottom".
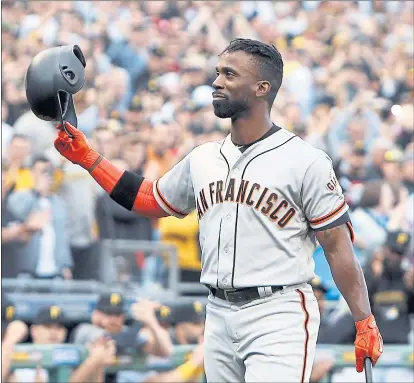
{"left": 204, "top": 283, "right": 320, "bottom": 382}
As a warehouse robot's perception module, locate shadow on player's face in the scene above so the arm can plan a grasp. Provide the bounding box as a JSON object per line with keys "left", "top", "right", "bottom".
{"left": 212, "top": 50, "right": 260, "bottom": 119}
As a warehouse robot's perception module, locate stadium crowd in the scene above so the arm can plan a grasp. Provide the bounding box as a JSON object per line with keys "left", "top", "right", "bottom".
{"left": 1, "top": 1, "right": 414, "bottom": 382}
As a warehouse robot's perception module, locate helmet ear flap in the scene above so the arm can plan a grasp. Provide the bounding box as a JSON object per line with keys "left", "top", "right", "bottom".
{"left": 61, "top": 66, "right": 77, "bottom": 85}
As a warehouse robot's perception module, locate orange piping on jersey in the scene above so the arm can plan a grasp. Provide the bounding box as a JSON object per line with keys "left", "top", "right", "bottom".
{"left": 154, "top": 179, "right": 187, "bottom": 218}
{"left": 296, "top": 289, "right": 310, "bottom": 383}
{"left": 132, "top": 179, "right": 169, "bottom": 218}
{"left": 346, "top": 221, "right": 355, "bottom": 243}
{"left": 309, "top": 201, "right": 346, "bottom": 225}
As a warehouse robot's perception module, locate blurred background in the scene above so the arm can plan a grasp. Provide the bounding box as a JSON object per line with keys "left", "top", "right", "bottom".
{"left": 1, "top": 1, "right": 413, "bottom": 382}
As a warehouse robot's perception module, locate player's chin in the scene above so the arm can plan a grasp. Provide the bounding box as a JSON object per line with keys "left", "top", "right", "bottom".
{"left": 212, "top": 102, "right": 233, "bottom": 119}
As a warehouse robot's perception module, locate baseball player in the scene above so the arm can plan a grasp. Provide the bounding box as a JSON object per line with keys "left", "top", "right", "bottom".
{"left": 53, "top": 38, "right": 383, "bottom": 382}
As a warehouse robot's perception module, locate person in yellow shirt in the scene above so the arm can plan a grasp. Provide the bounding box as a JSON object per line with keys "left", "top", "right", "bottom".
{"left": 3, "top": 134, "right": 64, "bottom": 195}
{"left": 3, "top": 134, "right": 33, "bottom": 193}
{"left": 158, "top": 210, "right": 201, "bottom": 282}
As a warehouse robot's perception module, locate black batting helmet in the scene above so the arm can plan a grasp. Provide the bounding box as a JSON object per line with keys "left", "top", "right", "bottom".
{"left": 25, "top": 45, "right": 86, "bottom": 135}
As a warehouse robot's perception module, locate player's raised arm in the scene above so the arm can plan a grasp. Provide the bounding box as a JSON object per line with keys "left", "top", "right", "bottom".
{"left": 302, "top": 153, "right": 383, "bottom": 373}
{"left": 54, "top": 122, "right": 193, "bottom": 219}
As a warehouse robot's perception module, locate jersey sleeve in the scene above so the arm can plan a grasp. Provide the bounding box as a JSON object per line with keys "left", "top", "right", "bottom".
{"left": 153, "top": 153, "right": 196, "bottom": 219}
{"left": 301, "top": 153, "right": 349, "bottom": 230}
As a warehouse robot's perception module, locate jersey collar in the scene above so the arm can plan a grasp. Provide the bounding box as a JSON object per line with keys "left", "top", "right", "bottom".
{"left": 221, "top": 127, "right": 289, "bottom": 170}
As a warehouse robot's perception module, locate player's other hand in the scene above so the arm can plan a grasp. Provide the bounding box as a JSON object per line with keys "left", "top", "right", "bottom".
{"left": 54, "top": 122, "right": 100, "bottom": 171}
{"left": 354, "top": 314, "right": 383, "bottom": 372}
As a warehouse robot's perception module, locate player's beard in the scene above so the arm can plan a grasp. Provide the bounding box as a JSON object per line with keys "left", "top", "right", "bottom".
{"left": 213, "top": 97, "right": 249, "bottom": 119}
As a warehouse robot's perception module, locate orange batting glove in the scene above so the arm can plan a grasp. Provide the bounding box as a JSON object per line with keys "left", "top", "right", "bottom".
{"left": 354, "top": 314, "right": 383, "bottom": 373}
{"left": 54, "top": 122, "right": 101, "bottom": 171}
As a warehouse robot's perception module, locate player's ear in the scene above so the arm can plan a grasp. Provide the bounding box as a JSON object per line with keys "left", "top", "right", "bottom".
{"left": 256, "top": 81, "right": 271, "bottom": 98}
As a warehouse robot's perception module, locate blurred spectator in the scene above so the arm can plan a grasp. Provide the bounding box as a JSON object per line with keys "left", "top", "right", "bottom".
{"left": 310, "top": 278, "right": 335, "bottom": 383}
{"left": 2, "top": 101, "right": 14, "bottom": 157}
{"left": 338, "top": 142, "right": 369, "bottom": 186}
{"left": 91, "top": 125, "right": 120, "bottom": 163}
{"left": 136, "top": 301, "right": 206, "bottom": 383}
{"left": 3, "top": 305, "right": 115, "bottom": 383}
{"left": 2, "top": 295, "right": 29, "bottom": 382}
{"left": 69, "top": 337, "right": 116, "bottom": 383}
{"left": 6, "top": 156, "right": 73, "bottom": 279}
{"left": 159, "top": 211, "right": 201, "bottom": 283}
{"left": 72, "top": 293, "right": 173, "bottom": 382}
{"left": 12, "top": 111, "right": 56, "bottom": 159}
{"left": 402, "top": 149, "right": 414, "bottom": 194}
{"left": 143, "top": 340, "right": 204, "bottom": 383}
{"left": 2, "top": 163, "right": 37, "bottom": 278}
{"left": 394, "top": 104, "right": 414, "bottom": 151}
{"left": 380, "top": 149, "right": 409, "bottom": 210}
{"left": 121, "top": 137, "right": 152, "bottom": 177}
{"left": 168, "top": 302, "right": 206, "bottom": 345}
{"left": 3, "top": 134, "right": 33, "bottom": 193}
{"left": 312, "top": 278, "right": 355, "bottom": 346}
{"left": 95, "top": 156, "right": 155, "bottom": 285}
{"left": 6, "top": 305, "right": 67, "bottom": 383}
{"left": 146, "top": 122, "right": 180, "bottom": 179}
{"left": 95, "top": 157, "right": 153, "bottom": 242}
{"left": 364, "top": 230, "right": 413, "bottom": 344}
{"left": 311, "top": 278, "right": 364, "bottom": 383}
{"left": 349, "top": 180, "right": 388, "bottom": 258}
{"left": 365, "top": 138, "right": 393, "bottom": 181}
{"left": 58, "top": 157, "right": 101, "bottom": 281}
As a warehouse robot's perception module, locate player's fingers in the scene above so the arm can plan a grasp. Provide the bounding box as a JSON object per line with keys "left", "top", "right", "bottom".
{"left": 57, "top": 130, "right": 72, "bottom": 142}
{"left": 64, "top": 122, "right": 80, "bottom": 137}
{"left": 54, "top": 137, "right": 70, "bottom": 152}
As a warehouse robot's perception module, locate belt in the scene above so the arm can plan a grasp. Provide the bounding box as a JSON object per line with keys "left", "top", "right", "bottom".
{"left": 209, "top": 285, "right": 283, "bottom": 304}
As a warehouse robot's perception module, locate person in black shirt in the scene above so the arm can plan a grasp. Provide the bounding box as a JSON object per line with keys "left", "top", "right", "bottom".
{"left": 364, "top": 230, "right": 413, "bottom": 344}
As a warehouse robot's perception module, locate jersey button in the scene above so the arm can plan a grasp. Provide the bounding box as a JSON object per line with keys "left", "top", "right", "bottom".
{"left": 222, "top": 278, "right": 227, "bottom": 284}
{"left": 226, "top": 214, "right": 231, "bottom": 220}
{"left": 224, "top": 247, "right": 229, "bottom": 253}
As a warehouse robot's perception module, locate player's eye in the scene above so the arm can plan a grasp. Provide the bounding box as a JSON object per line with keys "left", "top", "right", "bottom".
{"left": 225, "top": 71, "right": 235, "bottom": 77}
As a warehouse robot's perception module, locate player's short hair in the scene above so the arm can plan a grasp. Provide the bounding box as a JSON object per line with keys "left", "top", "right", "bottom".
{"left": 220, "top": 38, "right": 284, "bottom": 107}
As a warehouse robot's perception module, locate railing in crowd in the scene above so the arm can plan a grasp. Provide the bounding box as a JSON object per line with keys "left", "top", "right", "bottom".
{"left": 8, "top": 344, "right": 413, "bottom": 383}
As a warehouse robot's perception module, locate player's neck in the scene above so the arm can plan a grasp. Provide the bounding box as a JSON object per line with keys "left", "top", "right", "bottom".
{"left": 230, "top": 113, "right": 272, "bottom": 146}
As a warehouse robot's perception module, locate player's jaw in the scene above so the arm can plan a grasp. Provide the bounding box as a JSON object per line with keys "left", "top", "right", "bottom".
{"left": 212, "top": 95, "right": 250, "bottom": 119}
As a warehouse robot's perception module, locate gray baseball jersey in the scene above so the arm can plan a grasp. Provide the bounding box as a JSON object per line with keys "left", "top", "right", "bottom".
{"left": 153, "top": 127, "right": 349, "bottom": 289}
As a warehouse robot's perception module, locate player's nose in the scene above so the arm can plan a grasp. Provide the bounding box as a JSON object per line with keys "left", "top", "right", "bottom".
{"left": 212, "top": 77, "right": 224, "bottom": 90}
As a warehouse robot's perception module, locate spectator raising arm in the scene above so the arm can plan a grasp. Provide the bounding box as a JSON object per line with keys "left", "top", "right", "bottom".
{"left": 131, "top": 299, "right": 173, "bottom": 358}
{"left": 69, "top": 337, "right": 116, "bottom": 383}
{"left": 2, "top": 321, "right": 29, "bottom": 382}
